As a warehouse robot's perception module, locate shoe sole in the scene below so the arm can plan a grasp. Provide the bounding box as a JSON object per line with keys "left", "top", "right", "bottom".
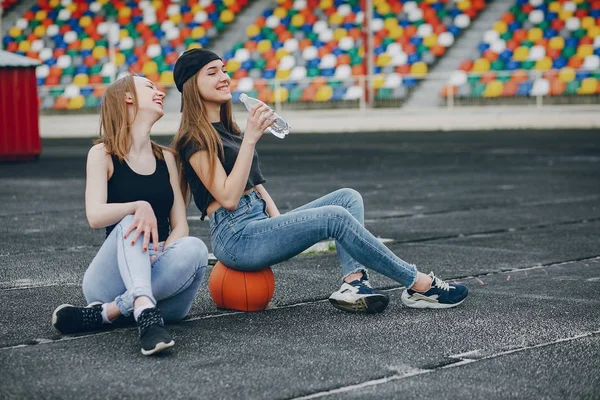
{"left": 141, "top": 340, "right": 175, "bottom": 356}
{"left": 329, "top": 295, "right": 389, "bottom": 314}
{"left": 400, "top": 291, "right": 466, "bottom": 309}
{"left": 51, "top": 304, "right": 74, "bottom": 328}
{"left": 52, "top": 302, "right": 104, "bottom": 333}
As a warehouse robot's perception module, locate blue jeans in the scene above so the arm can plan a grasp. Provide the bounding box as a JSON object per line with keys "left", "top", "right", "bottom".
{"left": 83, "top": 215, "right": 208, "bottom": 322}
{"left": 209, "top": 188, "right": 418, "bottom": 287}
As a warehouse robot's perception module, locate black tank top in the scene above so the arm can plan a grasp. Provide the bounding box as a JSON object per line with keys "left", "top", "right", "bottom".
{"left": 105, "top": 154, "right": 174, "bottom": 242}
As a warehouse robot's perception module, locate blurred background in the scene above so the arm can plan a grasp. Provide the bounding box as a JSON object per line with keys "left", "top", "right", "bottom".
{"left": 1, "top": 0, "right": 598, "bottom": 115}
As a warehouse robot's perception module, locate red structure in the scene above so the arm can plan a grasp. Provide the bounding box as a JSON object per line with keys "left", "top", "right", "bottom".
{"left": 0, "top": 50, "right": 41, "bottom": 161}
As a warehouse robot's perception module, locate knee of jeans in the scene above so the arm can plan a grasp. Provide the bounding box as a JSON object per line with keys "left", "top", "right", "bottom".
{"left": 177, "top": 237, "right": 209, "bottom": 269}
{"left": 117, "top": 214, "right": 135, "bottom": 230}
{"left": 342, "top": 188, "right": 363, "bottom": 207}
{"left": 322, "top": 205, "right": 353, "bottom": 220}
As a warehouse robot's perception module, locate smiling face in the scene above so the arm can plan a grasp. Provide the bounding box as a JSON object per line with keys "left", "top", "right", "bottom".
{"left": 132, "top": 76, "right": 165, "bottom": 118}
{"left": 196, "top": 59, "right": 232, "bottom": 104}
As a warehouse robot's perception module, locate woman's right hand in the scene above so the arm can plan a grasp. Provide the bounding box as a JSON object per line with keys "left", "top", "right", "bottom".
{"left": 123, "top": 201, "right": 159, "bottom": 253}
{"left": 244, "top": 103, "right": 276, "bottom": 144}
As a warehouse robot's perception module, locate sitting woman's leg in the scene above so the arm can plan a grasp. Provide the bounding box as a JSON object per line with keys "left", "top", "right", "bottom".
{"left": 287, "top": 188, "right": 367, "bottom": 281}
{"left": 150, "top": 237, "right": 209, "bottom": 322}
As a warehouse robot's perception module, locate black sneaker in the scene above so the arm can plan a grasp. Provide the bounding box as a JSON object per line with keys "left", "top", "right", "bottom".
{"left": 137, "top": 308, "right": 174, "bottom": 356}
{"left": 52, "top": 302, "right": 104, "bottom": 334}
{"left": 401, "top": 272, "right": 469, "bottom": 309}
{"left": 329, "top": 278, "right": 389, "bottom": 314}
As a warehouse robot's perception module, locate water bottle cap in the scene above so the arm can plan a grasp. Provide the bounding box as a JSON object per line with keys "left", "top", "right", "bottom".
{"left": 239, "top": 93, "right": 248, "bottom": 101}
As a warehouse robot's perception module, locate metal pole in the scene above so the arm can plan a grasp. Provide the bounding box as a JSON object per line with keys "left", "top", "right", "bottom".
{"left": 0, "top": 3, "right": 4, "bottom": 51}
{"left": 366, "top": 0, "right": 374, "bottom": 109}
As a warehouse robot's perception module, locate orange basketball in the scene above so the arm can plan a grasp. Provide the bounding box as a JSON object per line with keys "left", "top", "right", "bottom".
{"left": 208, "top": 262, "right": 275, "bottom": 312}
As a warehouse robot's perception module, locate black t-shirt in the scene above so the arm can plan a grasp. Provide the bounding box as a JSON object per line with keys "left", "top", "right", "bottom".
{"left": 106, "top": 154, "right": 174, "bottom": 241}
{"left": 181, "top": 122, "right": 266, "bottom": 220}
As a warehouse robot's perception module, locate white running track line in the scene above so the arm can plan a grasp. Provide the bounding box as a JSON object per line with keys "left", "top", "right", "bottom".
{"left": 289, "top": 329, "right": 600, "bottom": 400}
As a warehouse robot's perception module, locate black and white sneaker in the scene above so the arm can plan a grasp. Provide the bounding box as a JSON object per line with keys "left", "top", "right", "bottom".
{"left": 137, "top": 308, "right": 174, "bottom": 356}
{"left": 52, "top": 301, "right": 104, "bottom": 334}
{"left": 329, "top": 278, "right": 389, "bottom": 314}
{"left": 401, "top": 272, "right": 468, "bottom": 309}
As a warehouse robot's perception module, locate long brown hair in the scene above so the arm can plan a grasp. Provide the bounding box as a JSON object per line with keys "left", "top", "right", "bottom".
{"left": 171, "top": 70, "right": 241, "bottom": 202}
{"left": 97, "top": 74, "right": 163, "bottom": 161}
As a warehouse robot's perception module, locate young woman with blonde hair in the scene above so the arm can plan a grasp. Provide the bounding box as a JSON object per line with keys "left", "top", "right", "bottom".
{"left": 171, "top": 49, "right": 468, "bottom": 314}
{"left": 52, "top": 75, "right": 208, "bottom": 356}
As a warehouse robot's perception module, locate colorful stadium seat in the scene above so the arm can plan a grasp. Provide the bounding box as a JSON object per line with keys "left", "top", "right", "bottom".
{"left": 4, "top": 0, "right": 249, "bottom": 110}
{"left": 224, "top": 0, "right": 490, "bottom": 105}
{"left": 447, "top": 0, "right": 600, "bottom": 101}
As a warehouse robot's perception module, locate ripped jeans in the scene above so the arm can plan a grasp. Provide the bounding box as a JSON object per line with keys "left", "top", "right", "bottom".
{"left": 209, "top": 188, "right": 418, "bottom": 287}
{"left": 82, "top": 215, "right": 208, "bottom": 322}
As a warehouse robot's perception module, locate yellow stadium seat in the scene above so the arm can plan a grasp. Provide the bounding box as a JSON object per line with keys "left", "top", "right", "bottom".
{"left": 226, "top": 59, "right": 241, "bottom": 72}
{"left": 291, "top": 14, "right": 305, "bottom": 27}
{"left": 513, "top": 46, "right": 529, "bottom": 62}
{"left": 315, "top": 86, "right": 333, "bottom": 102}
{"left": 169, "top": 14, "right": 182, "bottom": 24}
{"left": 18, "top": 41, "right": 31, "bottom": 52}
{"left": 581, "top": 16, "right": 595, "bottom": 30}
{"left": 373, "top": 74, "right": 386, "bottom": 89}
{"left": 319, "top": 0, "right": 333, "bottom": 9}
{"left": 384, "top": 18, "right": 398, "bottom": 30}
{"left": 8, "top": 26, "right": 21, "bottom": 38}
{"left": 80, "top": 16, "right": 92, "bottom": 28}
{"left": 493, "top": 21, "right": 507, "bottom": 34}
{"left": 588, "top": 26, "right": 600, "bottom": 38}
{"left": 275, "top": 69, "right": 291, "bottom": 80}
{"left": 558, "top": 10, "right": 573, "bottom": 21}
{"left": 275, "top": 48, "right": 290, "bottom": 60}
{"left": 192, "top": 26, "right": 207, "bottom": 39}
{"left": 548, "top": 2, "right": 561, "bottom": 13}
{"left": 528, "top": 28, "right": 543, "bottom": 42}
{"left": 221, "top": 10, "right": 235, "bottom": 23}
{"left": 159, "top": 71, "right": 174, "bottom": 84}
{"left": 549, "top": 36, "right": 565, "bottom": 50}
{"left": 115, "top": 53, "right": 126, "bottom": 66}
{"left": 33, "top": 25, "right": 46, "bottom": 37}
{"left": 578, "top": 78, "right": 598, "bottom": 95}
{"left": 329, "top": 13, "right": 343, "bottom": 25}
{"left": 67, "top": 96, "right": 86, "bottom": 110}
{"left": 456, "top": 0, "right": 471, "bottom": 12}
{"left": 472, "top": 58, "right": 491, "bottom": 73}
{"left": 81, "top": 38, "right": 95, "bottom": 50}
{"left": 558, "top": 67, "right": 576, "bottom": 83}
{"left": 92, "top": 46, "right": 107, "bottom": 59}
{"left": 273, "top": 7, "right": 287, "bottom": 19}
{"left": 410, "top": 61, "right": 428, "bottom": 77}
{"left": 424, "top": 34, "right": 438, "bottom": 48}
{"left": 376, "top": 54, "right": 392, "bottom": 67}
{"left": 577, "top": 45, "right": 594, "bottom": 58}
{"left": 257, "top": 40, "right": 272, "bottom": 53}
{"left": 334, "top": 28, "right": 347, "bottom": 41}
{"left": 535, "top": 57, "right": 553, "bottom": 71}
{"left": 484, "top": 81, "right": 503, "bottom": 98}
{"left": 73, "top": 74, "right": 90, "bottom": 86}
{"left": 142, "top": 61, "right": 158, "bottom": 75}
{"left": 389, "top": 26, "right": 404, "bottom": 40}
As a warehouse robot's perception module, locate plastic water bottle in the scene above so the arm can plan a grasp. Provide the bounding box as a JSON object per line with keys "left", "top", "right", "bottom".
{"left": 239, "top": 93, "right": 290, "bottom": 139}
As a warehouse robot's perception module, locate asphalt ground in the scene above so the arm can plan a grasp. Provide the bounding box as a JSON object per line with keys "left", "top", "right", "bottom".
{"left": 1, "top": 129, "right": 599, "bottom": 399}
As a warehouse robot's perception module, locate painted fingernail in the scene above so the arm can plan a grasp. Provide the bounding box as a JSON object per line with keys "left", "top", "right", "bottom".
{"left": 143, "top": 248, "right": 147, "bottom": 252}
{"left": 131, "top": 241, "right": 134, "bottom": 245}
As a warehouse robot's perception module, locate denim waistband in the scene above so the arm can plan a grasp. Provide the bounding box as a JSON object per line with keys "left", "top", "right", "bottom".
{"left": 210, "top": 189, "right": 262, "bottom": 226}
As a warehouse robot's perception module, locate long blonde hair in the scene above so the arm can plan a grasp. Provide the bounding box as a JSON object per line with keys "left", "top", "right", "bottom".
{"left": 97, "top": 75, "right": 163, "bottom": 161}
{"left": 171, "top": 70, "right": 241, "bottom": 202}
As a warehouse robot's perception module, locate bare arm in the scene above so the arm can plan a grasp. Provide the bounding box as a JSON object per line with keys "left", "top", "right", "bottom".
{"left": 85, "top": 144, "right": 140, "bottom": 228}
{"left": 163, "top": 150, "right": 189, "bottom": 247}
{"left": 85, "top": 144, "right": 159, "bottom": 252}
{"left": 189, "top": 103, "right": 275, "bottom": 210}
{"left": 255, "top": 184, "right": 280, "bottom": 217}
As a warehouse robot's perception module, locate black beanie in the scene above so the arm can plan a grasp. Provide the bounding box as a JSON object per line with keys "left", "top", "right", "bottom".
{"left": 173, "top": 48, "right": 222, "bottom": 93}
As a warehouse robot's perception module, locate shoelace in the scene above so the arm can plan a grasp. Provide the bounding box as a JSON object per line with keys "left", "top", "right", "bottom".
{"left": 138, "top": 309, "right": 163, "bottom": 332}
{"left": 431, "top": 274, "right": 451, "bottom": 291}
{"left": 79, "top": 306, "right": 102, "bottom": 327}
